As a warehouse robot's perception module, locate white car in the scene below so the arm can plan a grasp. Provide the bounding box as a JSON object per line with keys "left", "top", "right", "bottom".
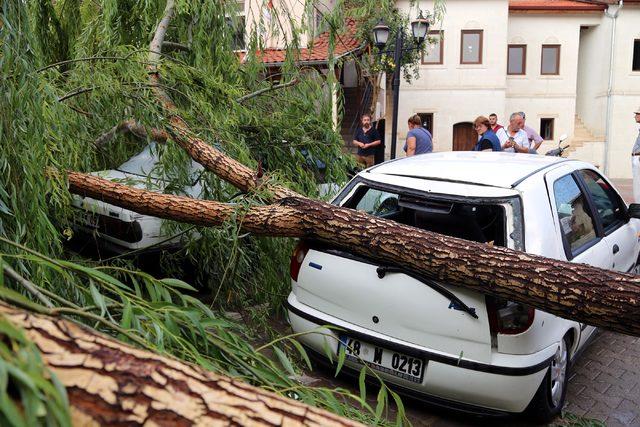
{"left": 287, "top": 152, "right": 640, "bottom": 421}
{"left": 71, "top": 143, "right": 204, "bottom": 253}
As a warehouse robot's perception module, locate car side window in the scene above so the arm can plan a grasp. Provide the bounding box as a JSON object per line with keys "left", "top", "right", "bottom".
{"left": 553, "top": 174, "right": 598, "bottom": 256}
{"left": 577, "top": 169, "right": 626, "bottom": 233}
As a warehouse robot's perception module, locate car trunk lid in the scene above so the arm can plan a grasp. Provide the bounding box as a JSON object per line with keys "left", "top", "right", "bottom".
{"left": 294, "top": 246, "right": 494, "bottom": 363}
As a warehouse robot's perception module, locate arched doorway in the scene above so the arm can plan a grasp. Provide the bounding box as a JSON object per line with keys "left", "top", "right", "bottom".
{"left": 452, "top": 122, "right": 477, "bottom": 151}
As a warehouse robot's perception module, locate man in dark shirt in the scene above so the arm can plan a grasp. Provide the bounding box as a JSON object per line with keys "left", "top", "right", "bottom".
{"left": 353, "top": 114, "right": 381, "bottom": 168}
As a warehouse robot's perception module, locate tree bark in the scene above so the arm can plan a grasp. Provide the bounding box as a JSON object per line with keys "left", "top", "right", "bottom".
{"left": 0, "top": 302, "right": 362, "bottom": 426}
{"left": 68, "top": 171, "right": 640, "bottom": 337}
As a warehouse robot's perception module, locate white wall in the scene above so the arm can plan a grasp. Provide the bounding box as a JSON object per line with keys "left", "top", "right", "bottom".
{"left": 392, "top": 0, "right": 510, "bottom": 156}
{"left": 244, "top": 0, "right": 334, "bottom": 49}
{"left": 506, "top": 13, "right": 600, "bottom": 148}
{"left": 576, "top": 23, "right": 610, "bottom": 137}
{"left": 603, "top": 5, "right": 640, "bottom": 178}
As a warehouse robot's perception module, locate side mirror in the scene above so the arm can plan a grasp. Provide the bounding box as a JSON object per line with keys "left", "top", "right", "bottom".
{"left": 558, "top": 134, "right": 568, "bottom": 143}
{"left": 628, "top": 203, "right": 640, "bottom": 219}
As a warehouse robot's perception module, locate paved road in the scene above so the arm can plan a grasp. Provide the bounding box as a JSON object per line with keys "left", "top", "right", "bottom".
{"left": 563, "top": 331, "right": 640, "bottom": 426}
{"left": 564, "top": 179, "right": 640, "bottom": 426}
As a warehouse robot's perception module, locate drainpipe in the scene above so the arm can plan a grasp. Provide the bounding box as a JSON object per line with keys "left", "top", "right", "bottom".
{"left": 603, "top": 0, "right": 623, "bottom": 174}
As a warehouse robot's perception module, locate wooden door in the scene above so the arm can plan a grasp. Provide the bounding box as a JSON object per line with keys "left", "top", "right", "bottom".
{"left": 452, "top": 122, "right": 477, "bottom": 151}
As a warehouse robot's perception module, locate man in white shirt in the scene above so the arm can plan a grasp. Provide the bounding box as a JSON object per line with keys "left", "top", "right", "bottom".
{"left": 496, "top": 113, "right": 529, "bottom": 153}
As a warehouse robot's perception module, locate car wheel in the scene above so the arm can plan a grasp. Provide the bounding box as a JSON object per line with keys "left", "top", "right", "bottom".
{"left": 526, "top": 336, "right": 569, "bottom": 423}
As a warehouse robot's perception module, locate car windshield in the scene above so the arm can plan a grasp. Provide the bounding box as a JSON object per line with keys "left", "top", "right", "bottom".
{"left": 117, "top": 144, "right": 163, "bottom": 178}
{"left": 342, "top": 185, "right": 507, "bottom": 247}
{"left": 117, "top": 143, "right": 204, "bottom": 183}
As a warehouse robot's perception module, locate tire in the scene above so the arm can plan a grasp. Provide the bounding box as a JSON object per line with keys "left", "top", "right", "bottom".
{"left": 525, "top": 336, "right": 569, "bottom": 423}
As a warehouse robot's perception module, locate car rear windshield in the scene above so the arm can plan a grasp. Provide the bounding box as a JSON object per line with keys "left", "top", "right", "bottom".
{"left": 342, "top": 186, "right": 507, "bottom": 247}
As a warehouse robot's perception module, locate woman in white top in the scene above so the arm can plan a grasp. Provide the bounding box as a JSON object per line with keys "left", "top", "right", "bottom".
{"left": 496, "top": 113, "right": 530, "bottom": 153}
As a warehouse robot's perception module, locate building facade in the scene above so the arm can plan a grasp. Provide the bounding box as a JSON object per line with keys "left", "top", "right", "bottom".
{"left": 391, "top": 0, "right": 640, "bottom": 178}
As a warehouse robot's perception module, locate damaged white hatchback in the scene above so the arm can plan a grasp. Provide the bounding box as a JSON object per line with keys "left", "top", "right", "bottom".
{"left": 70, "top": 143, "right": 204, "bottom": 253}
{"left": 287, "top": 152, "right": 640, "bottom": 421}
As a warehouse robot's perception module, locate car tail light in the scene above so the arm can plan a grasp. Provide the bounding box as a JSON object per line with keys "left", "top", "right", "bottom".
{"left": 487, "top": 297, "right": 535, "bottom": 335}
{"left": 290, "top": 241, "right": 309, "bottom": 282}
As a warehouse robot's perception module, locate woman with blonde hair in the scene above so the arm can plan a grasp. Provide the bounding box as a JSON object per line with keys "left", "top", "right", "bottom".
{"left": 404, "top": 114, "right": 433, "bottom": 156}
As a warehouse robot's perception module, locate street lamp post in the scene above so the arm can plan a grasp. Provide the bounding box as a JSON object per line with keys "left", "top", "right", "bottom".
{"left": 372, "top": 12, "right": 429, "bottom": 159}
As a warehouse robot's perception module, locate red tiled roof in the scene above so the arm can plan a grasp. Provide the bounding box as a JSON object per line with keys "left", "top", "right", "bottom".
{"left": 250, "top": 18, "right": 363, "bottom": 66}
{"left": 509, "top": 0, "right": 607, "bottom": 10}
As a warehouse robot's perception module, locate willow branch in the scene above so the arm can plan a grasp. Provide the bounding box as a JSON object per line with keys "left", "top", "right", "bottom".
{"left": 57, "top": 87, "right": 96, "bottom": 102}
{"left": 144, "top": 0, "right": 299, "bottom": 200}
{"left": 94, "top": 119, "right": 169, "bottom": 148}
{"left": 2, "top": 264, "right": 54, "bottom": 308}
{"left": 162, "top": 41, "right": 191, "bottom": 52}
{"left": 237, "top": 78, "right": 300, "bottom": 103}
{"left": 36, "top": 52, "right": 140, "bottom": 73}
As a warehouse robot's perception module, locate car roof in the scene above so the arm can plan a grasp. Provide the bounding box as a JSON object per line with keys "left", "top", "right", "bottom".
{"left": 365, "top": 151, "right": 572, "bottom": 189}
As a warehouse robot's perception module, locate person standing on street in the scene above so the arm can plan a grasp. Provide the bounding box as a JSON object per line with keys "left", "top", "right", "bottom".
{"left": 497, "top": 113, "right": 529, "bottom": 153}
{"left": 519, "top": 112, "right": 544, "bottom": 153}
{"left": 632, "top": 107, "right": 640, "bottom": 202}
{"left": 489, "top": 113, "right": 504, "bottom": 133}
{"left": 353, "top": 113, "right": 381, "bottom": 168}
{"left": 404, "top": 114, "right": 433, "bottom": 156}
{"left": 473, "top": 116, "right": 502, "bottom": 151}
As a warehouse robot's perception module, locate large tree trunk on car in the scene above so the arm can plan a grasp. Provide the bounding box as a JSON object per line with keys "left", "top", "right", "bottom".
{"left": 0, "top": 301, "right": 361, "bottom": 426}
{"left": 69, "top": 171, "right": 640, "bottom": 337}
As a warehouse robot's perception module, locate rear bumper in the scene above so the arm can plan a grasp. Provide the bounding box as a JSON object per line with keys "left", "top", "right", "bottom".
{"left": 286, "top": 295, "right": 555, "bottom": 414}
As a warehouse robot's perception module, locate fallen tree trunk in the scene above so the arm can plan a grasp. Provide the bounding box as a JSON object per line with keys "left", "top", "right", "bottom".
{"left": 0, "top": 301, "right": 362, "bottom": 426}
{"left": 69, "top": 171, "right": 640, "bottom": 337}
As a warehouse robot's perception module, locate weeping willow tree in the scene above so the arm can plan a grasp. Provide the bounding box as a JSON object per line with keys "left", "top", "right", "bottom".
{"left": 0, "top": 0, "right": 449, "bottom": 424}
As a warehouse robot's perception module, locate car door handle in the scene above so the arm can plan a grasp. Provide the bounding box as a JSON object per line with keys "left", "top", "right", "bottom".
{"left": 612, "top": 244, "right": 620, "bottom": 254}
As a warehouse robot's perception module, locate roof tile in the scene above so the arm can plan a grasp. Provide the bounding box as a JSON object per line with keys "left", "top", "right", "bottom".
{"left": 251, "top": 18, "right": 362, "bottom": 65}
{"left": 509, "top": 0, "right": 607, "bottom": 11}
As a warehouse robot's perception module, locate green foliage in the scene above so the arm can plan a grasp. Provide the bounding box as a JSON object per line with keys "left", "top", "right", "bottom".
{"left": 349, "top": 0, "right": 447, "bottom": 82}
{"left": 1, "top": 0, "right": 350, "bottom": 307}
{"left": 0, "top": 0, "right": 440, "bottom": 423}
{"left": 0, "top": 239, "right": 407, "bottom": 425}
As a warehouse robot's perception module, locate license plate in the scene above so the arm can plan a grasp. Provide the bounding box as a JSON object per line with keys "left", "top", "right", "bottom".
{"left": 339, "top": 336, "right": 425, "bottom": 383}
